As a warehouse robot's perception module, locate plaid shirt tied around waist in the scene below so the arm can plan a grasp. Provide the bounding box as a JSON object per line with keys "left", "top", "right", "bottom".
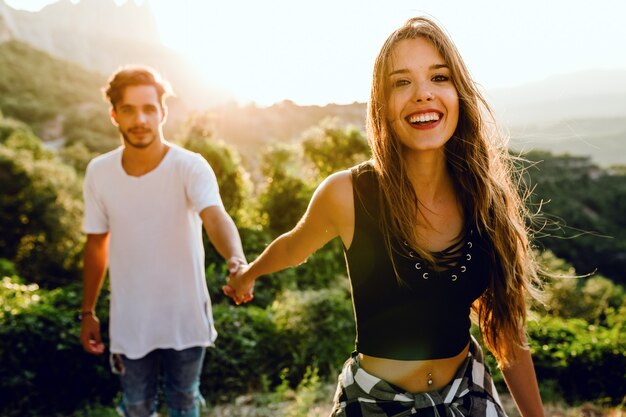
{"left": 330, "top": 336, "right": 507, "bottom": 417}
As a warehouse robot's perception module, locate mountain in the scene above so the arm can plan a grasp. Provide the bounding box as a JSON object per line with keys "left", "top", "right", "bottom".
{"left": 1, "top": 0, "right": 624, "bottom": 166}
{"left": 489, "top": 69, "right": 626, "bottom": 166}
{"left": 0, "top": 0, "right": 232, "bottom": 108}
{"left": 0, "top": 39, "right": 186, "bottom": 153}
{"left": 507, "top": 117, "right": 626, "bottom": 167}
{"left": 488, "top": 69, "right": 626, "bottom": 126}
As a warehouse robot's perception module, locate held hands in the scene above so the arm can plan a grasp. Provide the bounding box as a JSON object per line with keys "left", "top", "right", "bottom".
{"left": 223, "top": 260, "right": 255, "bottom": 305}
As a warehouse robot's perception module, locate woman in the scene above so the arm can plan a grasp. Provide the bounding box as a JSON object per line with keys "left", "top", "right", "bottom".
{"left": 225, "top": 16, "right": 545, "bottom": 417}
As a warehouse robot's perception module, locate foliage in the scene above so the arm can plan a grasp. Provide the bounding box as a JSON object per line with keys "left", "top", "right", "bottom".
{"left": 536, "top": 251, "right": 626, "bottom": 323}
{"left": 0, "top": 276, "right": 116, "bottom": 417}
{"left": 208, "top": 100, "right": 367, "bottom": 155}
{"left": 528, "top": 312, "right": 626, "bottom": 405}
{"left": 523, "top": 150, "right": 626, "bottom": 285}
{"left": 527, "top": 250, "right": 626, "bottom": 404}
{"left": 270, "top": 287, "right": 355, "bottom": 384}
{"left": 0, "top": 41, "right": 104, "bottom": 132}
{"left": 281, "top": 366, "right": 326, "bottom": 417}
{"left": 63, "top": 103, "right": 119, "bottom": 155}
{"left": 257, "top": 143, "right": 315, "bottom": 237}
{"left": 0, "top": 135, "right": 84, "bottom": 287}
{"left": 58, "top": 140, "right": 99, "bottom": 174}
{"left": 301, "top": 118, "right": 370, "bottom": 179}
{"left": 200, "top": 286, "right": 354, "bottom": 403}
{"left": 201, "top": 304, "right": 281, "bottom": 402}
{"left": 179, "top": 113, "right": 254, "bottom": 225}
{"left": 0, "top": 113, "right": 33, "bottom": 143}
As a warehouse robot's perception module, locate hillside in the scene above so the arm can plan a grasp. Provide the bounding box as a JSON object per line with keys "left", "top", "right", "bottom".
{"left": 2, "top": 0, "right": 625, "bottom": 167}
{"left": 0, "top": 39, "right": 192, "bottom": 151}
{"left": 489, "top": 69, "right": 626, "bottom": 125}
{"left": 509, "top": 117, "right": 626, "bottom": 167}
{"left": 521, "top": 151, "right": 626, "bottom": 284}
{"left": 0, "top": 0, "right": 231, "bottom": 109}
{"left": 0, "top": 40, "right": 104, "bottom": 130}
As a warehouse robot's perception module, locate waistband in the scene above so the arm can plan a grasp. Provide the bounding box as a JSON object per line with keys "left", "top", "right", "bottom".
{"left": 331, "top": 336, "right": 506, "bottom": 417}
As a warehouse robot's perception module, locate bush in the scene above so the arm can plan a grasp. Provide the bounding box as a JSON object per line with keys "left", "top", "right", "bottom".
{"left": 179, "top": 116, "right": 254, "bottom": 225}
{"left": 528, "top": 314, "right": 626, "bottom": 405}
{"left": 202, "top": 304, "right": 280, "bottom": 402}
{"left": 537, "top": 250, "right": 626, "bottom": 323}
{"left": 301, "top": 119, "right": 370, "bottom": 180}
{"left": 201, "top": 286, "right": 355, "bottom": 403}
{"left": 270, "top": 287, "right": 355, "bottom": 384}
{"left": 0, "top": 277, "right": 116, "bottom": 417}
{"left": 0, "top": 144, "right": 84, "bottom": 287}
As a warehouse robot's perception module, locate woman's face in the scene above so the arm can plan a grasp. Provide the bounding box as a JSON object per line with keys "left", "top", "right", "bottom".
{"left": 386, "top": 37, "right": 459, "bottom": 156}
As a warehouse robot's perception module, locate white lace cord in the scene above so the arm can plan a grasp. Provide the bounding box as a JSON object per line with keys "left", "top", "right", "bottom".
{"left": 424, "top": 393, "right": 441, "bottom": 417}
{"left": 449, "top": 401, "right": 466, "bottom": 417}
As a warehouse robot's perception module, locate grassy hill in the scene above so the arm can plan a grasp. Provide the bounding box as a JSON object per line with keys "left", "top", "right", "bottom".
{"left": 0, "top": 40, "right": 104, "bottom": 132}
{"left": 0, "top": 39, "right": 188, "bottom": 154}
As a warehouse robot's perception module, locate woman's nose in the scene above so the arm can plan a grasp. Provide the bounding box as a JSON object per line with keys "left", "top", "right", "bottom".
{"left": 414, "top": 83, "right": 434, "bottom": 102}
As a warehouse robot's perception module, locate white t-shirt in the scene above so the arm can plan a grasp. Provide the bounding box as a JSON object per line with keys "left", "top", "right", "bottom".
{"left": 83, "top": 143, "right": 222, "bottom": 359}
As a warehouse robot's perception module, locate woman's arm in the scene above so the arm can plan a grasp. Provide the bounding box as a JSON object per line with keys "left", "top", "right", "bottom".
{"left": 224, "top": 170, "right": 353, "bottom": 303}
{"left": 501, "top": 334, "right": 545, "bottom": 417}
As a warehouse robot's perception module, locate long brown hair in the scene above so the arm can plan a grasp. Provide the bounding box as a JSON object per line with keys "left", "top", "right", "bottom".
{"left": 367, "top": 16, "right": 541, "bottom": 367}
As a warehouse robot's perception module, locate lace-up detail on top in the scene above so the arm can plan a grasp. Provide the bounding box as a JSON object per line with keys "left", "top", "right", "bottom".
{"left": 400, "top": 228, "right": 474, "bottom": 282}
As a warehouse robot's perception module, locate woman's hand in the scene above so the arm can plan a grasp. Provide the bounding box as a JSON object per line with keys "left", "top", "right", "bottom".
{"left": 223, "top": 263, "right": 255, "bottom": 305}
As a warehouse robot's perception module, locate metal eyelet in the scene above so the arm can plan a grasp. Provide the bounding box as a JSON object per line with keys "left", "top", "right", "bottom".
{"left": 409, "top": 251, "right": 415, "bottom": 258}
{"left": 415, "top": 262, "right": 422, "bottom": 270}
{"left": 466, "top": 254, "right": 471, "bottom": 261}
{"left": 403, "top": 240, "right": 409, "bottom": 246}
{"left": 423, "top": 272, "right": 429, "bottom": 279}
{"left": 467, "top": 241, "right": 473, "bottom": 248}
{"left": 451, "top": 274, "right": 458, "bottom": 281}
{"left": 461, "top": 266, "right": 466, "bottom": 272}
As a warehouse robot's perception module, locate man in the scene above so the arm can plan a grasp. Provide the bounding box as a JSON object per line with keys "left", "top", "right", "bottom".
{"left": 79, "top": 66, "right": 246, "bottom": 417}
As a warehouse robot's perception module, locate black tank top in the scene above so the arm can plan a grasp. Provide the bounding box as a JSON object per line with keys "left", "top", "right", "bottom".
{"left": 344, "top": 162, "right": 490, "bottom": 360}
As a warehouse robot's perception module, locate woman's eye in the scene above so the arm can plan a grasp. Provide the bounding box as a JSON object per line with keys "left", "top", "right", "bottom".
{"left": 432, "top": 74, "right": 450, "bottom": 82}
{"left": 393, "top": 79, "right": 410, "bottom": 88}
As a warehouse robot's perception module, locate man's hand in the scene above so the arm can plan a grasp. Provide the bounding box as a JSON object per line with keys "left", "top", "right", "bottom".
{"left": 226, "top": 256, "right": 247, "bottom": 276}
{"left": 223, "top": 263, "right": 255, "bottom": 305}
{"left": 80, "top": 314, "right": 105, "bottom": 355}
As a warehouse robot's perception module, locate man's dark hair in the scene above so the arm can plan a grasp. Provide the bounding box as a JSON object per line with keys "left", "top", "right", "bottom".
{"left": 103, "top": 65, "right": 173, "bottom": 109}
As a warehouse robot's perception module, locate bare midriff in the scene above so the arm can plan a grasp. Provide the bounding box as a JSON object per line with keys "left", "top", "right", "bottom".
{"left": 358, "top": 342, "right": 470, "bottom": 393}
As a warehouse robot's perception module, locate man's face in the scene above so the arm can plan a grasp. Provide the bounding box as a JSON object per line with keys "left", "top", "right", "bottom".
{"left": 111, "top": 85, "right": 165, "bottom": 149}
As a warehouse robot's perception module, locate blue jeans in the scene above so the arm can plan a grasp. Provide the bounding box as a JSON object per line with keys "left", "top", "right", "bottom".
{"left": 112, "top": 346, "right": 206, "bottom": 417}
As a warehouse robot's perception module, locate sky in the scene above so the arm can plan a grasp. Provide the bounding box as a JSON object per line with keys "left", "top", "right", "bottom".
{"left": 6, "top": 0, "right": 626, "bottom": 106}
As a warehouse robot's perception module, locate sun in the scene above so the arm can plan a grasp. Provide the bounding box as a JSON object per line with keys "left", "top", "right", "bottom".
{"left": 147, "top": 0, "right": 376, "bottom": 106}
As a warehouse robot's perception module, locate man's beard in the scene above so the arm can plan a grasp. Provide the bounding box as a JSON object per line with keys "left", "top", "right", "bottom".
{"left": 120, "top": 129, "right": 157, "bottom": 149}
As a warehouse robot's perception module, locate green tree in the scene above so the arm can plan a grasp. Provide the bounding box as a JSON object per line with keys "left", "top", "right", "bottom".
{"left": 258, "top": 143, "right": 314, "bottom": 237}
{"left": 0, "top": 135, "right": 84, "bottom": 287}
{"left": 0, "top": 41, "right": 104, "bottom": 132}
{"left": 301, "top": 118, "right": 370, "bottom": 179}
{"left": 58, "top": 141, "right": 97, "bottom": 174}
{"left": 63, "top": 103, "right": 119, "bottom": 155}
{"left": 178, "top": 113, "right": 254, "bottom": 225}
{"left": 523, "top": 150, "right": 626, "bottom": 285}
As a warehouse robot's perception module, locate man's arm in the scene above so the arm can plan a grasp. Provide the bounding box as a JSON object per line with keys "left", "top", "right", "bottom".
{"left": 200, "top": 205, "right": 247, "bottom": 274}
{"left": 501, "top": 335, "right": 546, "bottom": 417}
{"left": 80, "top": 232, "right": 109, "bottom": 355}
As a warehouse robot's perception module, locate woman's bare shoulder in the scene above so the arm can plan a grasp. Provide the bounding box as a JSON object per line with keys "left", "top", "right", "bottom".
{"left": 316, "top": 170, "right": 353, "bottom": 204}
